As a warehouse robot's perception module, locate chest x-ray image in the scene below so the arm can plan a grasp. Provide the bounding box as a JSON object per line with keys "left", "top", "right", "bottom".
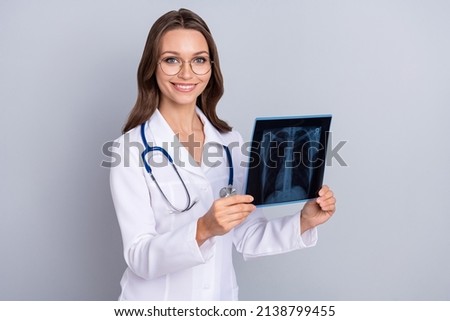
{"left": 246, "top": 115, "right": 332, "bottom": 207}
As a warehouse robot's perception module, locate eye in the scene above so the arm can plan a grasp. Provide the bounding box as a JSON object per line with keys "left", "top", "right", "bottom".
{"left": 162, "top": 57, "right": 180, "bottom": 64}
{"left": 192, "top": 57, "right": 208, "bottom": 65}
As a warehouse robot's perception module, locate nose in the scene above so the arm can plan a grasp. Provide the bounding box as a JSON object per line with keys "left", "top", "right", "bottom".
{"left": 177, "top": 61, "right": 194, "bottom": 79}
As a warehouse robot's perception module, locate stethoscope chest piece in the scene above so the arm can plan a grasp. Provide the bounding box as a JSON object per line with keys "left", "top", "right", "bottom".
{"left": 219, "top": 185, "right": 237, "bottom": 198}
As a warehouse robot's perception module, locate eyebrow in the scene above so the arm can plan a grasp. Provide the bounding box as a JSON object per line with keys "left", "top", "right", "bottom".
{"left": 160, "top": 50, "right": 210, "bottom": 56}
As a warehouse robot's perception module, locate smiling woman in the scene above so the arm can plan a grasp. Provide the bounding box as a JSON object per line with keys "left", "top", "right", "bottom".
{"left": 109, "top": 8, "right": 336, "bottom": 301}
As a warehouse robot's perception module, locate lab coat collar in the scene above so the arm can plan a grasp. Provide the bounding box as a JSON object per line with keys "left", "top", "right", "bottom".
{"left": 195, "top": 107, "right": 226, "bottom": 147}
{"left": 195, "top": 107, "right": 230, "bottom": 175}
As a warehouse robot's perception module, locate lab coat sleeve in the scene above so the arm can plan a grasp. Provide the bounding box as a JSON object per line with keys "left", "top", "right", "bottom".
{"left": 233, "top": 209, "right": 318, "bottom": 260}
{"left": 109, "top": 133, "right": 212, "bottom": 280}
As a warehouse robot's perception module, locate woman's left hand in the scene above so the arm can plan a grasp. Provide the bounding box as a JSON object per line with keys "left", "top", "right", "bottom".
{"left": 300, "top": 185, "right": 336, "bottom": 234}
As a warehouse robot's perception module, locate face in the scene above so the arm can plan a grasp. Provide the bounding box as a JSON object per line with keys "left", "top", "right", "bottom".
{"left": 156, "top": 29, "right": 212, "bottom": 109}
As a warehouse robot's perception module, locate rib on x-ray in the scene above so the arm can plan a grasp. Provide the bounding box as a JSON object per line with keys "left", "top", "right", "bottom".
{"left": 260, "top": 126, "right": 321, "bottom": 204}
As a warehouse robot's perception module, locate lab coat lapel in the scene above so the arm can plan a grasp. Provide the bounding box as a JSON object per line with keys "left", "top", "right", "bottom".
{"left": 196, "top": 107, "right": 225, "bottom": 146}
{"left": 196, "top": 107, "right": 228, "bottom": 175}
{"left": 146, "top": 109, "right": 206, "bottom": 179}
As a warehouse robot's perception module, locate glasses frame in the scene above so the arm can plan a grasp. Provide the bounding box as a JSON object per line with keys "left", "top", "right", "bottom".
{"left": 157, "top": 57, "right": 214, "bottom": 76}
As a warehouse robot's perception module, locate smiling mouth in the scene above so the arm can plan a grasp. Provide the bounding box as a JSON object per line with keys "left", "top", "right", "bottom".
{"left": 172, "top": 83, "right": 197, "bottom": 92}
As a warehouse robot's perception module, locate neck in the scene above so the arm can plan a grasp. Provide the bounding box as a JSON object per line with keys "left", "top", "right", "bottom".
{"left": 158, "top": 103, "right": 201, "bottom": 134}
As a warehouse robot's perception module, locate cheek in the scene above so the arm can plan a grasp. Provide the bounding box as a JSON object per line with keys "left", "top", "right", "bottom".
{"left": 155, "top": 70, "right": 167, "bottom": 89}
{"left": 199, "top": 74, "right": 212, "bottom": 90}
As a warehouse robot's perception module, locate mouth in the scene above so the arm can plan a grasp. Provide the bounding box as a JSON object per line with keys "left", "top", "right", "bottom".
{"left": 172, "top": 83, "right": 197, "bottom": 92}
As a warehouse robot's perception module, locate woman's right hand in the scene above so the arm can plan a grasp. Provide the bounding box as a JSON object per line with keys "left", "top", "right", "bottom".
{"left": 196, "top": 195, "right": 256, "bottom": 245}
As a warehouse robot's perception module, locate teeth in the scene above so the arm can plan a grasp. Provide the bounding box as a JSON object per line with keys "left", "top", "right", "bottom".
{"left": 175, "top": 84, "right": 195, "bottom": 90}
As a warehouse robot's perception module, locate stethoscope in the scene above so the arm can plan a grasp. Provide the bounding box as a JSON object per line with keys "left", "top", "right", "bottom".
{"left": 140, "top": 123, "right": 236, "bottom": 213}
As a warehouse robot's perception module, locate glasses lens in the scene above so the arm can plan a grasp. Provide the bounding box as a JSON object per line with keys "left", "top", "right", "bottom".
{"left": 191, "top": 58, "right": 212, "bottom": 75}
{"left": 159, "top": 58, "right": 180, "bottom": 76}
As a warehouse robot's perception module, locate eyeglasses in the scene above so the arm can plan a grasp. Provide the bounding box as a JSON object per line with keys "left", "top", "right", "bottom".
{"left": 158, "top": 56, "right": 213, "bottom": 76}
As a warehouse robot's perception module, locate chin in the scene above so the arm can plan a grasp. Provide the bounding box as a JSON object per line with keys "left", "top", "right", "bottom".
{"left": 172, "top": 93, "right": 202, "bottom": 106}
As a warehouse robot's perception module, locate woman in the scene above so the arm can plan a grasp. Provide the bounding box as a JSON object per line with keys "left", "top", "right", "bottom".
{"left": 110, "top": 8, "right": 336, "bottom": 300}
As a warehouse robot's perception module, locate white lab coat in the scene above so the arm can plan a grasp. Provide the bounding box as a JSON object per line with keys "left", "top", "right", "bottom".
{"left": 110, "top": 108, "right": 318, "bottom": 300}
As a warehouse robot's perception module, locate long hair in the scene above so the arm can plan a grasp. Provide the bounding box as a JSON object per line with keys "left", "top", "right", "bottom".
{"left": 122, "top": 8, "right": 231, "bottom": 134}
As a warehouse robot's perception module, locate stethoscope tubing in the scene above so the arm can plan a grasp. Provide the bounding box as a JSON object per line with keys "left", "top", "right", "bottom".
{"left": 140, "top": 122, "right": 234, "bottom": 212}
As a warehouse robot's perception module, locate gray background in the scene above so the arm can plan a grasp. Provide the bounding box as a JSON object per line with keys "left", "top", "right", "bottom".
{"left": 1, "top": 0, "right": 449, "bottom": 300}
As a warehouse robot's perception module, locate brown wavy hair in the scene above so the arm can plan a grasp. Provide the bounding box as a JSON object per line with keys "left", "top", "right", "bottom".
{"left": 122, "top": 8, "right": 231, "bottom": 134}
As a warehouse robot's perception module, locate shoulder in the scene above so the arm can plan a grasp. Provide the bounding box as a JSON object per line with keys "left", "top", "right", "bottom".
{"left": 219, "top": 128, "right": 244, "bottom": 145}
{"left": 114, "top": 124, "right": 143, "bottom": 145}
{"left": 196, "top": 107, "right": 244, "bottom": 145}
{"left": 107, "top": 124, "right": 146, "bottom": 169}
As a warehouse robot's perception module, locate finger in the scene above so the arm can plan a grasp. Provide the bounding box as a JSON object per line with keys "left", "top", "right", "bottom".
{"left": 220, "top": 194, "right": 254, "bottom": 206}
{"left": 224, "top": 212, "right": 253, "bottom": 225}
{"left": 318, "top": 195, "right": 335, "bottom": 208}
{"left": 317, "top": 189, "right": 334, "bottom": 204}
{"left": 321, "top": 202, "right": 336, "bottom": 211}
{"left": 222, "top": 203, "right": 255, "bottom": 222}
{"left": 214, "top": 212, "right": 251, "bottom": 231}
{"left": 318, "top": 185, "right": 329, "bottom": 197}
{"left": 319, "top": 199, "right": 336, "bottom": 213}
{"left": 212, "top": 200, "right": 255, "bottom": 215}
{"left": 225, "top": 203, "right": 256, "bottom": 216}
{"left": 210, "top": 200, "right": 255, "bottom": 222}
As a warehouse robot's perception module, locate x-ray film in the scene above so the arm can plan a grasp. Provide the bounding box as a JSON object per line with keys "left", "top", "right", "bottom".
{"left": 245, "top": 115, "right": 332, "bottom": 207}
